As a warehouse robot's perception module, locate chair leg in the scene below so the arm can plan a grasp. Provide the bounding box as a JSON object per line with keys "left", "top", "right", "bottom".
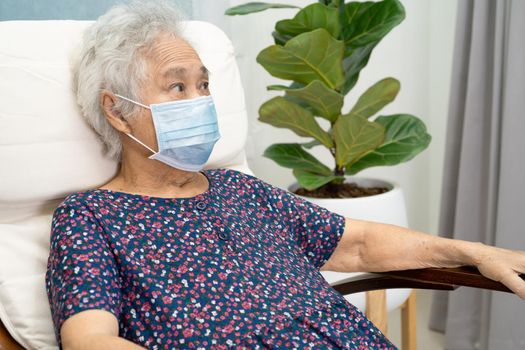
{"left": 401, "top": 290, "right": 417, "bottom": 350}
{"left": 365, "top": 289, "right": 388, "bottom": 336}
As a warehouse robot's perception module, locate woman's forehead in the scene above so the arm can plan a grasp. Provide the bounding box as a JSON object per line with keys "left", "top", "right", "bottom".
{"left": 148, "top": 35, "right": 205, "bottom": 77}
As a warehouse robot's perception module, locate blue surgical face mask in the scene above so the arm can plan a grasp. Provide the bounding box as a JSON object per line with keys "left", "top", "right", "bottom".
{"left": 114, "top": 94, "right": 221, "bottom": 172}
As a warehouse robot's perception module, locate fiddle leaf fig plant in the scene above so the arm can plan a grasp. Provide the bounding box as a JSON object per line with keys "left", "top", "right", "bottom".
{"left": 226, "top": 0, "right": 431, "bottom": 191}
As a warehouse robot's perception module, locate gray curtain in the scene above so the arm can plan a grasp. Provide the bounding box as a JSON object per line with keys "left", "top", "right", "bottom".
{"left": 429, "top": 0, "right": 525, "bottom": 349}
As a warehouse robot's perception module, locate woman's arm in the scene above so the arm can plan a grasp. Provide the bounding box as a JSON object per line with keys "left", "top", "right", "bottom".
{"left": 61, "top": 310, "right": 147, "bottom": 350}
{"left": 321, "top": 217, "right": 525, "bottom": 299}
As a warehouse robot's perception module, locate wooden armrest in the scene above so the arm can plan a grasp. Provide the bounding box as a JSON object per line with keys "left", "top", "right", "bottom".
{"left": 331, "top": 266, "right": 523, "bottom": 295}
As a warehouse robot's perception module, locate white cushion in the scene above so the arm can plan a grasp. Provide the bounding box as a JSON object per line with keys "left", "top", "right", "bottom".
{"left": 0, "top": 20, "right": 252, "bottom": 349}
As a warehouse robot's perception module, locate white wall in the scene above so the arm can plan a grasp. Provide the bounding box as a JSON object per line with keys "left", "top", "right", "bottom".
{"left": 227, "top": 0, "right": 457, "bottom": 234}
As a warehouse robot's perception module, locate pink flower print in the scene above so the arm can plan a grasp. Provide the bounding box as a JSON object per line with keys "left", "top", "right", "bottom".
{"left": 183, "top": 328, "right": 194, "bottom": 338}
{"left": 141, "top": 302, "right": 151, "bottom": 312}
{"left": 89, "top": 267, "right": 100, "bottom": 275}
{"left": 196, "top": 274, "right": 206, "bottom": 283}
{"left": 222, "top": 324, "right": 234, "bottom": 334}
{"left": 77, "top": 254, "right": 89, "bottom": 262}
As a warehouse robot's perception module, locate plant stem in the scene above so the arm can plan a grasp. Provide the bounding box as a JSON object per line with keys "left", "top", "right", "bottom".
{"left": 329, "top": 147, "right": 336, "bottom": 158}
{"left": 331, "top": 166, "right": 346, "bottom": 186}
{"left": 329, "top": 0, "right": 344, "bottom": 7}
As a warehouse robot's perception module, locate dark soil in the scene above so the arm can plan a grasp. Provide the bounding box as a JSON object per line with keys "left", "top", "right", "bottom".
{"left": 293, "top": 182, "right": 390, "bottom": 199}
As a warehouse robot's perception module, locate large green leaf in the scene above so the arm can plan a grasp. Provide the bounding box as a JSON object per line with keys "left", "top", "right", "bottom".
{"left": 300, "top": 139, "right": 322, "bottom": 149}
{"left": 346, "top": 114, "right": 431, "bottom": 174}
{"left": 340, "top": 2, "right": 375, "bottom": 51}
{"left": 293, "top": 169, "right": 343, "bottom": 190}
{"left": 341, "top": 42, "right": 377, "bottom": 94}
{"left": 259, "top": 96, "right": 334, "bottom": 148}
{"left": 348, "top": 77, "right": 400, "bottom": 118}
{"left": 225, "top": 2, "right": 299, "bottom": 16}
{"left": 272, "top": 30, "right": 293, "bottom": 46}
{"left": 341, "top": 0, "right": 405, "bottom": 50}
{"left": 339, "top": 0, "right": 404, "bottom": 94}
{"left": 267, "top": 80, "right": 343, "bottom": 122}
{"left": 257, "top": 28, "right": 344, "bottom": 89}
{"left": 275, "top": 3, "right": 341, "bottom": 39}
{"left": 263, "top": 143, "right": 331, "bottom": 175}
{"left": 333, "top": 114, "right": 384, "bottom": 167}
{"left": 267, "top": 82, "right": 316, "bottom": 114}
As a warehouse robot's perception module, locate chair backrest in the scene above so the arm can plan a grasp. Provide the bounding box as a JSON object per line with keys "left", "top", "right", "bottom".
{"left": 0, "top": 19, "right": 252, "bottom": 349}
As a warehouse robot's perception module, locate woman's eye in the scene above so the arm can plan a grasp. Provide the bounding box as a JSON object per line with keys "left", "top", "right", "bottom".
{"left": 170, "top": 83, "right": 184, "bottom": 92}
{"left": 201, "top": 81, "right": 209, "bottom": 90}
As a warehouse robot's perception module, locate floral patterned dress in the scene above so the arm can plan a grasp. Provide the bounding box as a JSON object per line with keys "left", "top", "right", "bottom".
{"left": 45, "top": 168, "right": 396, "bottom": 349}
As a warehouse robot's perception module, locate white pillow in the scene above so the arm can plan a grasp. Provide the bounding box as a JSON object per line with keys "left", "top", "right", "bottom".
{"left": 0, "top": 19, "right": 252, "bottom": 349}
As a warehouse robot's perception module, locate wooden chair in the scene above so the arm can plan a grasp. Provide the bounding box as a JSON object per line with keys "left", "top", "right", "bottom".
{"left": 0, "top": 266, "right": 521, "bottom": 350}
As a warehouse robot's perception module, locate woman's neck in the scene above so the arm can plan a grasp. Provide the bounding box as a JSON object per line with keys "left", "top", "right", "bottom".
{"left": 100, "top": 151, "right": 208, "bottom": 198}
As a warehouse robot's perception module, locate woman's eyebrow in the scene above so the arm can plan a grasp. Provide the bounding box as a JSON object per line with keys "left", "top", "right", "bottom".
{"left": 163, "top": 65, "right": 210, "bottom": 78}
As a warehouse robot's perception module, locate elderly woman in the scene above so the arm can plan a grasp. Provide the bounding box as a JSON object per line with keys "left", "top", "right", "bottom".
{"left": 44, "top": 1, "right": 525, "bottom": 350}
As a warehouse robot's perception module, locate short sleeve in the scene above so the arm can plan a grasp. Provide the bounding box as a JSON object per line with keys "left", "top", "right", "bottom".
{"left": 45, "top": 199, "right": 122, "bottom": 348}
{"left": 240, "top": 172, "right": 347, "bottom": 270}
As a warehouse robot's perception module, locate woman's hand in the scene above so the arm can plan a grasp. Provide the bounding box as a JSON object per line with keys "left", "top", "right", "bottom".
{"left": 474, "top": 244, "right": 525, "bottom": 299}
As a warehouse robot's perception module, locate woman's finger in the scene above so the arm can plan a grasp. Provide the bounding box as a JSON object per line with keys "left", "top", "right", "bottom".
{"left": 500, "top": 272, "right": 525, "bottom": 300}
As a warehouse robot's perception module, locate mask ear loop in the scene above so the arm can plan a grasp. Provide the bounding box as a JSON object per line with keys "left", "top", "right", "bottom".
{"left": 113, "top": 93, "right": 157, "bottom": 155}
{"left": 114, "top": 93, "right": 151, "bottom": 109}
{"left": 125, "top": 133, "right": 157, "bottom": 155}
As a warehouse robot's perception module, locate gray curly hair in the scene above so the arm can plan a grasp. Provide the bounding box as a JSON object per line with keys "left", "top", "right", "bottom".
{"left": 72, "top": 0, "right": 187, "bottom": 159}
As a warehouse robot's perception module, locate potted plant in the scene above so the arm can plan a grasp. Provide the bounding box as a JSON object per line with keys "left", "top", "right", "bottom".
{"left": 226, "top": 0, "right": 429, "bottom": 318}
{"left": 226, "top": 0, "right": 430, "bottom": 196}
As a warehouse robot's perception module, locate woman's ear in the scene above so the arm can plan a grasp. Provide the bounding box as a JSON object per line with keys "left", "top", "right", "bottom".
{"left": 100, "top": 91, "right": 132, "bottom": 133}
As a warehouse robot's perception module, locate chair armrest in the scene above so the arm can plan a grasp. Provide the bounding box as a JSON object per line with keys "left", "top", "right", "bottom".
{"left": 330, "top": 266, "right": 523, "bottom": 295}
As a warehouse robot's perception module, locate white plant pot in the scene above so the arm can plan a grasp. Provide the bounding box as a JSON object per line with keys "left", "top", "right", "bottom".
{"left": 289, "top": 177, "right": 412, "bottom": 313}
